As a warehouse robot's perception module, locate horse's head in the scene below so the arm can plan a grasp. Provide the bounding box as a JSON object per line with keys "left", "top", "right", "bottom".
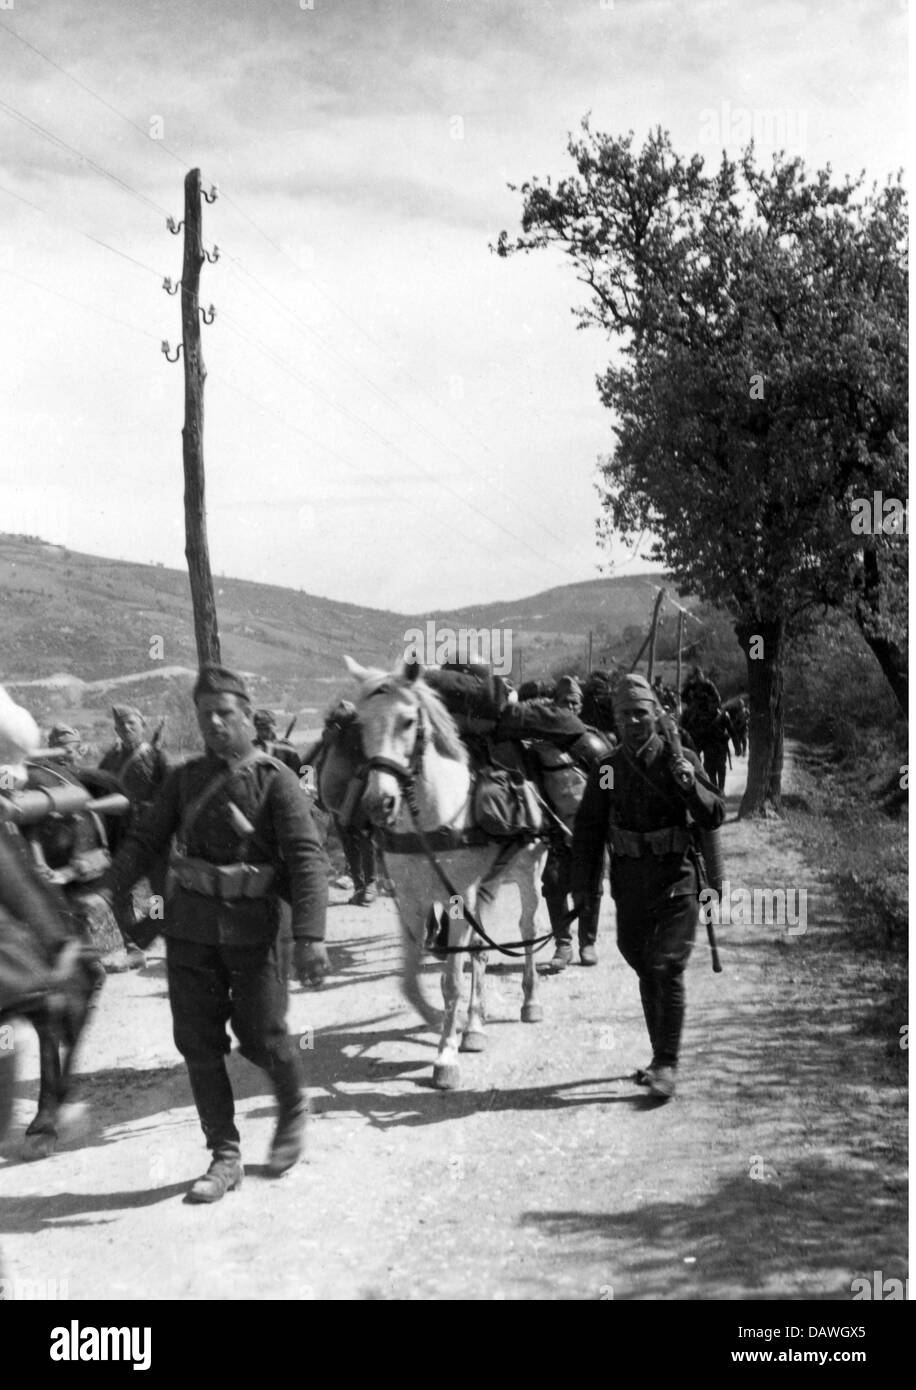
{"left": 343, "top": 656, "right": 466, "bottom": 827}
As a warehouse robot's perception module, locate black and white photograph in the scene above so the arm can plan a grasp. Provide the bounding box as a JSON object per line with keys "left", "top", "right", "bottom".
{"left": 0, "top": 0, "right": 907, "bottom": 1330}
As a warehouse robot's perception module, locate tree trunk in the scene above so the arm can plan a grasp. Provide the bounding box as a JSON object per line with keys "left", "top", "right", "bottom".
{"left": 736, "top": 616, "right": 786, "bottom": 818}
{"left": 853, "top": 548, "right": 908, "bottom": 716}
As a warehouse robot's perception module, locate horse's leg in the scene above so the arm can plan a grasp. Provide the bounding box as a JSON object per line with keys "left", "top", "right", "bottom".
{"left": 461, "top": 907, "right": 488, "bottom": 1054}
{"left": 23, "top": 1014, "right": 61, "bottom": 1159}
{"left": 433, "top": 915, "right": 470, "bottom": 1090}
{"left": 518, "top": 857, "right": 544, "bottom": 1024}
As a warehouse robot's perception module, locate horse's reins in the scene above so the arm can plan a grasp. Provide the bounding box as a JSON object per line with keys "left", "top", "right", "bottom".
{"left": 364, "top": 702, "right": 559, "bottom": 959}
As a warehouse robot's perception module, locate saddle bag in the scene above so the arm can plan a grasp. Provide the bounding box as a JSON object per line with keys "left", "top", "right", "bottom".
{"left": 473, "top": 768, "right": 543, "bottom": 840}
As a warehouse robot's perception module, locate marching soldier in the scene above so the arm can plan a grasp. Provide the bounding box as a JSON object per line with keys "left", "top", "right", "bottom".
{"left": 106, "top": 665, "right": 329, "bottom": 1203}
{"left": 99, "top": 706, "right": 170, "bottom": 970}
{"left": 252, "top": 709, "right": 302, "bottom": 774}
{"left": 571, "top": 674, "right": 724, "bottom": 1101}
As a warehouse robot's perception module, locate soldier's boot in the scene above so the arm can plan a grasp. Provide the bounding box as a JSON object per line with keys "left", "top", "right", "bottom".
{"left": 648, "top": 1066, "right": 677, "bottom": 1101}
{"left": 545, "top": 893, "right": 573, "bottom": 970}
{"left": 187, "top": 1153, "right": 244, "bottom": 1203}
{"left": 267, "top": 1056, "right": 308, "bottom": 1177}
{"left": 636, "top": 977, "right": 664, "bottom": 1084}
{"left": 577, "top": 899, "right": 600, "bottom": 967}
{"left": 184, "top": 1061, "right": 242, "bottom": 1202}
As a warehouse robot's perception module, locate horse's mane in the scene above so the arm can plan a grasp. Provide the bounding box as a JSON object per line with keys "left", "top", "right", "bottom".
{"left": 358, "top": 671, "right": 468, "bottom": 766}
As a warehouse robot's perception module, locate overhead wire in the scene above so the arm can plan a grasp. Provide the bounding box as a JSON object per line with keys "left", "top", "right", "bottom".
{"left": 0, "top": 95, "right": 169, "bottom": 218}
{"left": 0, "top": 15, "right": 576, "bottom": 539}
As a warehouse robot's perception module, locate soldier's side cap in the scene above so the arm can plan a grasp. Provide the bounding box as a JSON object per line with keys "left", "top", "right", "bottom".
{"left": 613, "top": 674, "right": 660, "bottom": 713}
{"left": 253, "top": 707, "right": 276, "bottom": 723}
{"left": 49, "top": 722, "right": 80, "bottom": 743}
{"left": 555, "top": 675, "right": 583, "bottom": 700}
{"left": 112, "top": 704, "right": 143, "bottom": 722}
{"left": 193, "top": 664, "right": 251, "bottom": 705}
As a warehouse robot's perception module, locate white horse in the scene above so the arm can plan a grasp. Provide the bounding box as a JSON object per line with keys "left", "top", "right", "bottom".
{"left": 345, "top": 656, "right": 549, "bottom": 1090}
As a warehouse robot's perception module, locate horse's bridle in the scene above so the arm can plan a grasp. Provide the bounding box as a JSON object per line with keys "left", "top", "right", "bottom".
{"left": 362, "top": 692, "right": 428, "bottom": 796}
{"left": 358, "top": 691, "right": 556, "bottom": 959}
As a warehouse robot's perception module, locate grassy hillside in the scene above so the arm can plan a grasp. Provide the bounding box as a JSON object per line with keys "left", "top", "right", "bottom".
{"left": 0, "top": 532, "right": 693, "bottom": 750}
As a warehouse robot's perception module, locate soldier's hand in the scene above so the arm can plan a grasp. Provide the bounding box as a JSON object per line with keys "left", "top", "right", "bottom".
{"left": 294, "top": 939, "right": 329, "bottom": 988}
{"left": 670, "top": 755, "right": 696, "bottom": 790}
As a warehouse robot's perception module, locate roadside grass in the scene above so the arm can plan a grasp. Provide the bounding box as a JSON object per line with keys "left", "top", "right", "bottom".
{"left": 785, "top": 730, "right": 907, "bottom": 1062}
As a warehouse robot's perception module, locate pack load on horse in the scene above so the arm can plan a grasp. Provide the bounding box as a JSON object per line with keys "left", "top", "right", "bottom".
{"left": 0, "top": 688, "right": 129, "bottom": 1158}
{"left": 340, "top": 655, "right": 613, "bottom": 1089}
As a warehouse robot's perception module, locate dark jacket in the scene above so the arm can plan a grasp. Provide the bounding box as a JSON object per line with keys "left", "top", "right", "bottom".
{"left": 109, "top": 750, "right": 328, "bottom": 946}
{"left": 99, "top": 742, "right": 170, "bottom": 807}
{"left": 253, "top": 738, "right": 301, "bottom": 774}
{"left": 570, "top": 734, "right": 724, "bottom": 907}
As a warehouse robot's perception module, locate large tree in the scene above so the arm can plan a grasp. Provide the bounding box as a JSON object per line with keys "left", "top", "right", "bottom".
{"left": 497, "top": 125, "right": 907, "bottom": 815}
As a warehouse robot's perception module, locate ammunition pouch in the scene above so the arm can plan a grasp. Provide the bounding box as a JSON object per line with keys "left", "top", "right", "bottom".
{"left": 608, "top": 825, "right": 692, "bottom": 859}
{"left": 169, "top": 852, "right": 276, "bottom": 901}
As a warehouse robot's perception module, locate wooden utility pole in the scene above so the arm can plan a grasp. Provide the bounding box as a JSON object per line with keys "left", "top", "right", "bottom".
{"left": 180, "top": 168, "right": 221, "bottom": 666}
{"left": 675, "top": 609, "right": 685, "bottom": 714}
{"left": 646, "top": 588, "right": 665, "bottom": 683}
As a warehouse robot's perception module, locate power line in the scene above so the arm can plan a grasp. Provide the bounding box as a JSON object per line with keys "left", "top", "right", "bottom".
{"left": 0, "top": 15, "right": 563, "bottom": 513}
{"left": 221, "top": 252, "right": 574, "bottom": 551}
{"left": 0, "top": 264, "right": 161, "bottom": 342}
{"left": 216, "top": 309, "right": 582, "bottom": 581}
{"left": 0, "top": 96, "right": 169, "bottom": 218}
{"left": 0, "top": 17, "right": 189, "bottom": 171}
{"left": 0, "top": 181, "right": 166, "bottom": 281}
{"left": 207, "top": 372, "right": 552, "bottom": 589}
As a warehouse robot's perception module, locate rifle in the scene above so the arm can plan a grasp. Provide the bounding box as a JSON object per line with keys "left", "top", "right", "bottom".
{"left": 151, "top": 717, "right": 166, "bottom": 750}
{"left": 660, "top": 714, "right": 723, "bottom": 974}
{"left": 284, "top": 715, "right": 298, "bottom": 741}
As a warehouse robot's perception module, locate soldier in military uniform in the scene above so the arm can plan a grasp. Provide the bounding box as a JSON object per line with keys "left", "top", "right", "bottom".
{"left": 106, "top": 665, "right": 329, "bottom": 1203}
{"left": 99, "top": 706, "right": 170, "bottom": 970}
{"left": 47, "top": 724, "right": 82, "bottom": 766}
{"left": 252, "top": 709, "right": 302, "bottom": 774}
{"left": 571, "top": 674, "right": 724, "bottom": 1101}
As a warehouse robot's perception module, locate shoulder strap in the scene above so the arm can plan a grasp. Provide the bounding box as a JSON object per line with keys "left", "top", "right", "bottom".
{"left": 179, "top": 750, "right": 263, "bottom": 846}
{"left": 119, "top": 742, "right": 152, "bottom": 779}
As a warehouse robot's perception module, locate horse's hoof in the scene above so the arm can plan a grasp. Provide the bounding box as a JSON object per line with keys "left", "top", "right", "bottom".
{"left": 460, "top": 1030, "right": 487, "bottom": 1053}
{"left": 520, "top": 1003, "right": 543, "bottom": 1023}
{"left": 22, "top": 1132, "right": 57, "bottom": 1161}
{"left": 433, "top": 1063, "right": 460, "bottom": 1090}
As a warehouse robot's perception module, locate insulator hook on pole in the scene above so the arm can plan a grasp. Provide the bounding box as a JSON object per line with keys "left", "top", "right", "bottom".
{"left": 202, "top": 183, "right": 219, "bottom": 203}
{"left": 204, "top": 244, "right": 220, "bottom": 264}
{"left": 161, "top": 340, "right": 183, "bottom": 363}
{"left": 163, "top": 276, "right": 181, "bottom": 295}
{"left": 200, "top": 304, "right": 216, "bottom": 325}
{"left": 166, "top": 215, "right": 184, "bottom": 235}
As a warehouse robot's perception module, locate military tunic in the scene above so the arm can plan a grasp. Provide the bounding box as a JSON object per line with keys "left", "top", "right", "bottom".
{"left": 108, "top": 751, "right": 328, "bottom": 1157}
{"left": 571, "top": 732, "right": 724, "bottom": 1068}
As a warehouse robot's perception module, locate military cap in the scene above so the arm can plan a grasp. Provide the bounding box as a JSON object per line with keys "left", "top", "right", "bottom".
{"left": 555, "top": 675, "right": 583, "bottom": 701}
{"left": 612, "top": 673, "right": 660, "bottom": 714}
{"left": 253, "top": 707, "right": 277, "bottom": 727}
{"left": 112, "top": 704, "right": 143, "bottom": 723}
{"left": 48, "top": 723, "right": 80, "bottom": 745}
{"left": 192, "top": 664, "right": 251, "bottom": 705}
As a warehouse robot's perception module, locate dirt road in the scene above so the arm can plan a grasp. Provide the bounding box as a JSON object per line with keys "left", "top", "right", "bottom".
{"left": 0, "top": 750, "right": 906, "bottom": 1301}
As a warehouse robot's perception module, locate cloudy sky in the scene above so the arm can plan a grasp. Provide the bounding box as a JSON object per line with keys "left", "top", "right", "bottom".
{"left": 0, "top": 0, "right": 907, "bottom": 611}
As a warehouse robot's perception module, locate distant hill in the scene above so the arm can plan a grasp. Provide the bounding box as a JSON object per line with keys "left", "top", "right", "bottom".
{"left": 0, "top": 532, "right": 693, "bottom": 748}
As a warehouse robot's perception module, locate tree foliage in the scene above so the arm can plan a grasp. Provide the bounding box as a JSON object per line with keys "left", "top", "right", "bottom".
{"left": 498, "top": 124, "right": 907, "bottom": 812}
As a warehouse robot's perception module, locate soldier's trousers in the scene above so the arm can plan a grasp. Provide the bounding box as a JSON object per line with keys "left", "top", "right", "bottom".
{"left": 615, "top": 893, "right": 697, "bottom": 1069}
{"left": 166, "top": 936, "right": 302, "bottom": 1158}
{"left": 336, "top": 820, "right": 377, "bottom": 893}
{"left": 543, "top": 844, "right": 598, "bottom": 950}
